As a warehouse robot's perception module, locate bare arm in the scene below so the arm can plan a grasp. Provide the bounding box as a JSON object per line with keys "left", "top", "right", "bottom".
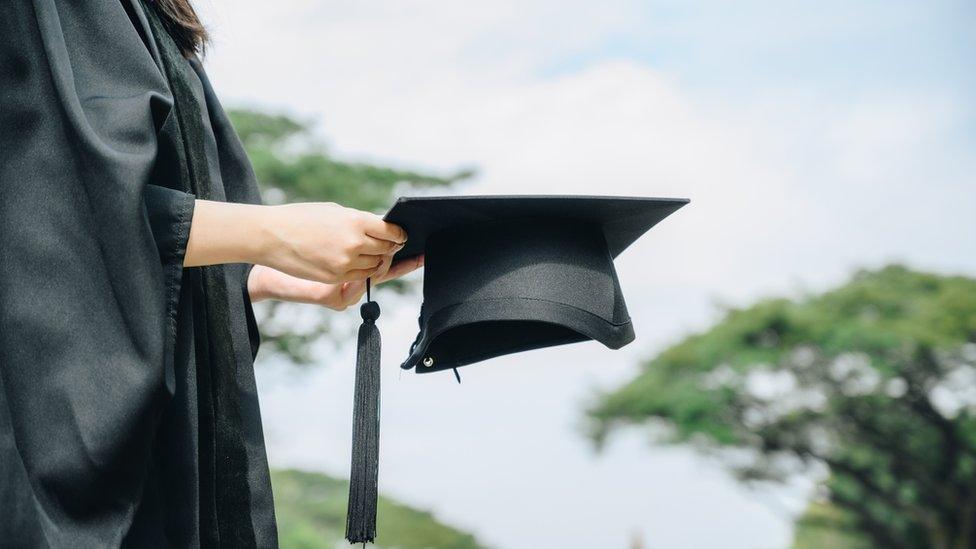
{"left": 184, "top": 200, "right": 421, "bottom": 310}
{"left": 184, "top": 200, "right": 270, "bottom": 268}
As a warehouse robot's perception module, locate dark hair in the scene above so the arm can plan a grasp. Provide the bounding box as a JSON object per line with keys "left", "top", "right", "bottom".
{"left": 150, "top": 0, "right": 209, "bottom": 57}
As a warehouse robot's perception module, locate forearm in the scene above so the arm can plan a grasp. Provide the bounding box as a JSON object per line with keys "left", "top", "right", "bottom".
{"left": 184, "top": 199, "right": 270, "bottom": 267}
{"left": 184, "top": 198, "right": 420, "bottom": 309}
{"left": 183, "top": 198, "right": 407, "bottom": 286}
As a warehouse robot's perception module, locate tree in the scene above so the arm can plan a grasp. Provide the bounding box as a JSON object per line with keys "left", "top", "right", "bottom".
{"left": 272, "top": 469, "right": 484, "bottom": 549}
{"left": 792, "top": 501, "right": 870, "bottom": 549}
{"left": 227, "top": 109, "right": 472, "bottom": 364}
{"left": 587, "top": 266, "right": 976, "bottom": 548}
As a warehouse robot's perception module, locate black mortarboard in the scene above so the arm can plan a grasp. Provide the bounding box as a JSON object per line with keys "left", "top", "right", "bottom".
{"left": 345, "top": 195, "right": 688, "bottom": 544}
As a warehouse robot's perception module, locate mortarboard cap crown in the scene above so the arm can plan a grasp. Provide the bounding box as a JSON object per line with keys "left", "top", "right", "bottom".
{"left": 385, "top": 195, "right": 689, "bottom": 373}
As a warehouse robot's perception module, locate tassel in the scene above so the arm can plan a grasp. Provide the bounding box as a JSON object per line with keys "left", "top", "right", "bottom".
{"left": 346, "top": 279, "right": 382, "bottom": 544}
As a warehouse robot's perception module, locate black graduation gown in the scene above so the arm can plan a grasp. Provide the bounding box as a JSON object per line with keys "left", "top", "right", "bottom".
{"left": 0, "top": 1, "right": 277, "bottom": 546}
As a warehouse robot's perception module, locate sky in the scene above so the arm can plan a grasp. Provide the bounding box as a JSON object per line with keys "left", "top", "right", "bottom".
{"left": 192, "top": 1, "right": 976, "bottom": 547}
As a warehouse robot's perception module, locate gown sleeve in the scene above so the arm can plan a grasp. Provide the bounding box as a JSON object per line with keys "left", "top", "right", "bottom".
{"left": 145, "top": 185, "right": 195, "bottom": 269}
{"left": 0, "top": 0, "right": 192, "bottom": 544}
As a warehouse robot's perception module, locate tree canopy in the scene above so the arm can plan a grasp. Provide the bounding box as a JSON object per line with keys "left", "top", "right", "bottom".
{"left": 272, "top": 469, "right": 484, "bottom": 549}
{"left": 230, "top": 109, "right": 472, "bottom": 211}
{"left": 587, "top": 266, "right": 976, "bottom": 548}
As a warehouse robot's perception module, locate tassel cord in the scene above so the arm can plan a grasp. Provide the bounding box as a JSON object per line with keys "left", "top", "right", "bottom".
{"left": 346, "top": 278, "right": 382, "bottom": 544}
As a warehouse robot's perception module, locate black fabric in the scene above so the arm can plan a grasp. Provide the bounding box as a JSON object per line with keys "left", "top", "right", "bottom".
{"left": 140, "top": 5, "right": 256, "bottom": 546}
{"left": 0, "top": 0, "right": 275, "bottom": 546}
{"left": 385, "top": 195, "right": 688, "bottom": 261}
{"left": 385, "top": 197, "right": 687, "bottom": 372}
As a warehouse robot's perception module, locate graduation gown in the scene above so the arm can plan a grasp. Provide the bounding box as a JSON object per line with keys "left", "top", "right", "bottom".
{"left": 0, "top": 0, "right": 277, "bottom": 546}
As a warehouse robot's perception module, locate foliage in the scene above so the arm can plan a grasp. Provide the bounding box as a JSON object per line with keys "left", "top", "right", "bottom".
{"left": 230, "top": 109, "right": 473, "bottom": 211}
{"left": 272, "top": 469, "right": 484, "bottom": 549}
{"left": 587, "top": 265, "right": 976, "bottom": 548}
{"left": 228, "top": 109, "right": 471, "bottom": 364}
{"left": 791, "top": 501, "right": 870, "bottom": 549}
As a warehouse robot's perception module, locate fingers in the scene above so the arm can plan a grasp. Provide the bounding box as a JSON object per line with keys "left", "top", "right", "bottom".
{"left": 358, "top": 235, "right": 403, "bottom": 255}
{"left": 347, "top": 254, "right": 384, "bottom": 271}
{"left": 337, "top": 267, "right": 383, "bottom": 283}
{"left": 318, "top": 254, "right": 424, "bottom": 310}
{"left": 375, "top": 254, "right": 424, "bottom": 284}
{"left": 370, "top": 254, "right": 394, "bottom": 282}
{"left": 338, "top": 280, "right": 367, "bottom": 308}
{"left": 362, "top": 214, "right": 407, "bottom": 244}
{"left": 337, "top": 254, "right": 422, "bottom": 286}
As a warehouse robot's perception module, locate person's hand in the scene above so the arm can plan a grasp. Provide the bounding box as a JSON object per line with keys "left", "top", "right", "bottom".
{"left": 256, "top": 202, "right": 408, "bottom": 284}
{"left": 247, "top": 254, "right": 424, "bottom": 311}
{"left": 184, "top": 200, "right": 408, "bottom": 285}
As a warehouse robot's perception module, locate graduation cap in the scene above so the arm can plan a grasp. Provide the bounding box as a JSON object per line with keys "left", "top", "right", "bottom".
{"left": 345, "top": 195, "right": 688, "bottom": 544}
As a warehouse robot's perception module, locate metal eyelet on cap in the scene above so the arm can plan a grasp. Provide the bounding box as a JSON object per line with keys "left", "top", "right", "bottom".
{"left": 422, "top": 357, "right": 435, "bottom": 368}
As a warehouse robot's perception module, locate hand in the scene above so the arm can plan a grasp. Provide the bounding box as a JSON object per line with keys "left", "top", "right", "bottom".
{"left": 247, "top": 254, "right": 424, "bottom": 311}
{"left": 185, "top": 200, "right": 408, "bottom": 285}
{"left": 258, "top": 202, "right": 407, "bottom": 284}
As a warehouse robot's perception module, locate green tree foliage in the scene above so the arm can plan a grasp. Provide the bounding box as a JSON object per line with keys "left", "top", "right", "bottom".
{"left": 272, "top": 469, "right": 484, "bottom": 549}
{"left": 587, "top": 266, "right": 976, "bottom": 548}
{"left": 791, "top": 501, "right": 870, "bottom": 549}
{"left": 227, "top": 109, "right": 471, "bottom": 363}
{"left": 230, "top": 109, "right": 473, "bottom": 211}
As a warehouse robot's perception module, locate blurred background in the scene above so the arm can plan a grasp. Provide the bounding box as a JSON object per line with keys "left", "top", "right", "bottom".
{"left": 194, "top": 1, "right": 976, "bottom": 547}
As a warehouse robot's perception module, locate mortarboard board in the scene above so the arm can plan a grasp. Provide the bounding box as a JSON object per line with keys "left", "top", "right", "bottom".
{"left": 345, "top": 195, "right": 688, "bottom": 544}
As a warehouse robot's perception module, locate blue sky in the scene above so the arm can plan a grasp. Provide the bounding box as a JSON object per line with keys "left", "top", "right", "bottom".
{"left": 544, "top": 1, "right": 976, "bottom": 89}
{"left": 196, "top": 1, "right": 976, "bottom": 547}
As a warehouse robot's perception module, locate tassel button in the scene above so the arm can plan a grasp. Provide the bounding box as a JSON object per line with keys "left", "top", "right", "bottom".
{"left": 360, "top": 301, "right": 380, "bottom": 323}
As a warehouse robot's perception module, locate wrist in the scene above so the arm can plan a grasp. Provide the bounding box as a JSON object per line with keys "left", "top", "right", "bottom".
{"left": 243, "top": 204, "right": 280, "bottom": 266}
{"left": 185, "top": 200, "right": 278, "bottom": 268}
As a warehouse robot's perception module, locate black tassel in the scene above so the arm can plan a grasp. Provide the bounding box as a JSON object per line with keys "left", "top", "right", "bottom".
{"left": 346, "top": 279, "right": 382, "bottom": 544}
